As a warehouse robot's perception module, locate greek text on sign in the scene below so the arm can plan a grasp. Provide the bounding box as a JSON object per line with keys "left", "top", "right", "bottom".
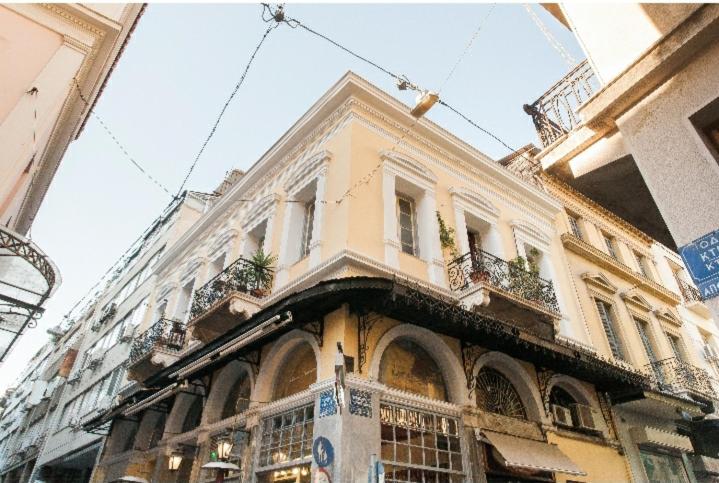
{"left": 679, "top": 229, "right": 719, "bottom": 301}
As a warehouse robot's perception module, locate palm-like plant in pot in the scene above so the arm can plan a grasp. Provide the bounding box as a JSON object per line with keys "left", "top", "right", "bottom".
{"left": 246, "top": 248, "right": 276, "bottom": 297}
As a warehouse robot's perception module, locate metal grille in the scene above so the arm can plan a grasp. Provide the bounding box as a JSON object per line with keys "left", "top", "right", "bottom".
{"left": 644, "top": 357, "right": 716, "bottom": 399}
{"left": 475, "top": 368, "right": 527, "bottom": 419}
{"left": 258, "top": 404, "right": 314, "bottom": 468}
{"left": 128, "top": 317, "right": 185, "bottom": 366}
{"left": 447, "top": 249, "right": 559, "bottom": 314}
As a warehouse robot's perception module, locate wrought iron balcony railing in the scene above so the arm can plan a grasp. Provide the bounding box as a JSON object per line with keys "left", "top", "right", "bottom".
{"left": 447, "top": 250, "right": 560, "bottom": 314}
{"left": 128, "top": 317, "right": 186, "bottom": 367}
{"left": 675, "top": 277, "right": 702, "bottom": 304}
{"left": 189, "top": 256, "right": 273, "bottom": 320}
{"left": 524, "top": 60, "right": 599, "bottom": 148}
{"left": 644, "top": 357, "right": 716, "bottom": 400}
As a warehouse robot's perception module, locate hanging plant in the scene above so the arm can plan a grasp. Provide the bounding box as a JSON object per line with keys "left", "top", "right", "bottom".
{"left": 436, "top": 211, "right": 459, "bottom": 258}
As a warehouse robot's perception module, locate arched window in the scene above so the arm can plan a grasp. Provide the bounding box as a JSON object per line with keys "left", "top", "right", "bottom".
{"left": 273, "top": 343, "right": 316, "bottom": 401}
{"left": 475, "top": 368, "right": 526, "bottom": 419}
{"left": 549, "top": 386, "right": 576, "bottom": 408}
{"left": 379, "top": 338, "right": 448, "bottom": 401}
{"left": 221, "top": 372, "right": 251, "bottom": 420}
{"left": 181, "top": 396, "right": 204, "bottom": 433}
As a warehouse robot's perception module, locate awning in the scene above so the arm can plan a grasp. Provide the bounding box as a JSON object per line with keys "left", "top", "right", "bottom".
{"left": 481, "top": 430, "right": 587, "bottom": 476}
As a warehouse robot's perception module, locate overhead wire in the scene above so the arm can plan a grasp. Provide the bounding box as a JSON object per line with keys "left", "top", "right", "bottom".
{"left": 72, "top": 78, "right": 173, "bottom": 197}
{"left": 175, "top": 22, "right": 278, "bottom": 197}
{"left": 522, "top": 3, "right": 576, "bottom": 67}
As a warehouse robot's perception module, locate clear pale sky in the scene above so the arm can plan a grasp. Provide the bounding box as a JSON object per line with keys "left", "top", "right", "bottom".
{"left": 1, "top": 3, "right": 584, "bottom": 389}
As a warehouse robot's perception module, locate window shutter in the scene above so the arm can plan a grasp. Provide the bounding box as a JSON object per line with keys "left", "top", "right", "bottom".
{"left": 595, "top": 299, "right": 623, "bottom": 360}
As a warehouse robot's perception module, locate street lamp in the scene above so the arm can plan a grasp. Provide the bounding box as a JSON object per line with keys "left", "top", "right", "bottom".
{"left": 168, "top": 451, "right": 183, "bottom": 471}
{"left": 216, "top": 437, "right": 234, "bottom": 460}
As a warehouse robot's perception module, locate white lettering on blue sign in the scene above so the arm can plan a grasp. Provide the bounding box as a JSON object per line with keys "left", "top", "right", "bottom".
{"left": 679, "top": 229, "right": 719, "bottom": 301}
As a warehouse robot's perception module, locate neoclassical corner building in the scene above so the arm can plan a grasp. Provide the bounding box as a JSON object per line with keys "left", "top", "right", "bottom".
{"left": 83, "top": 73, "right": 719, "bottom": 483}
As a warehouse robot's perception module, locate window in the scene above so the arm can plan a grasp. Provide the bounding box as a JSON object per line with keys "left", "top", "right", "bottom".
{"left": 258, "top": 404, "right": 314, "bottom": 468}
{"left": 666, "top": 333, "right": 685, "bottom": 361}
{"left": 602, "top": 233, "right": 618, "bottom": 260}
{"left": 594, "top": 299, "right": 624, "bottom": 360}
{"left": 475, "top": 368, "right": 526, "bottom": 419}
{"left": 380, "top": 403, "right": 463, "bottom": 483}
{"left": 175, "top": 279, "right": 195, "bottom": 323}
{"left": 634, "top": 318, "right": 658, "bottom": 364}
{"left": 397, "top": 196, "right": 417, "bottom": 256}
{"left": 379, "top": 339, "right": 448, "bottom": 401}
{"left": 300, "top": 198, "right": 315, "bottom": 258}
{"left": 634, "top": 251, "right": 651, "bottom": 278}
{"left": 568, "top": 213, "right": 582, "bottom": 239}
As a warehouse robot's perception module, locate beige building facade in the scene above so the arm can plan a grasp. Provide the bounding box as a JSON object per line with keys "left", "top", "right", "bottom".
{"left": 0, "top": 3, "right": 144, "bottom": 365}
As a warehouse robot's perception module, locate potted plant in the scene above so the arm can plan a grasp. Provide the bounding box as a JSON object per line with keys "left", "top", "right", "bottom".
{"left": 246, "top": 248, "right": 276, "bottom": 297}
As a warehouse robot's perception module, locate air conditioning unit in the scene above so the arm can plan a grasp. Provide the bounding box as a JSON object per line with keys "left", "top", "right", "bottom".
{"left": 572, "top": 403, "right": 598, "bottom": 431}
{"left": 551, "top": 404, "right": 573, "bottom": 427}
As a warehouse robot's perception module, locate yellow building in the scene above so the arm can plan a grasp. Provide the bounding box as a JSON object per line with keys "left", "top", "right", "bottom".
{"left": 80, "top": 73, "right": 709, "bottom": 483}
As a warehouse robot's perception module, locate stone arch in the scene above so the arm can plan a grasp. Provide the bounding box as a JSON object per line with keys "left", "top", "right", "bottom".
{"left": 368, "top": 324, "right": 469, "bottom": 405}
{"left": 473, "top": 351, "right": 545, "bottom": 422}
{"left": 547, "top": 375, "right": 595, "bottom": 408}
{"left": 252, "top": 330, "right": 320, "bottom": 404}
{"left": 133, "top": 409, "right": 167, "bottom": 451}
{"left": 203, "top": 361, "right": 255, "bottom": 424}
{"left": 163, "top": 390, "right": 204, "bottom": 437}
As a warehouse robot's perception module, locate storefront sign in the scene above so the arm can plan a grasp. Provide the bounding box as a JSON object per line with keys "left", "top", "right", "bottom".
{"left": 679, "top": 229, "right": 719, "bottom": 300}
{"left": 313, "top": 437, "right": 334, "bottom": 468}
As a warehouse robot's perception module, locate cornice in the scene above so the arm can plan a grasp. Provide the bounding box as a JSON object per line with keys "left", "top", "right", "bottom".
{"left": 564, "top": 234, "right": 680, "bottom": 305}
{"left": 41, "top": 3, "right": 108, "bottom": 37}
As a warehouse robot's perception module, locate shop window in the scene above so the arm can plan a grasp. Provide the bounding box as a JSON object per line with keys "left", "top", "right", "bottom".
{"left": 639, "top": 449, "right": 691, "bottom": 483}
{"left": 258, "top": 404, "right": 314, "bottom": 469}
{"left": 378, "top": 338, "right": 448, "bottom": 401}
{"left": 273, "top": 344, "right": 316, "bottom": 401}
{"left": 379, "top": 403, "right": 464, "bottom": 483}
{"left": 397, "top": 195, "right": 418, "bottom": 256}
{"left": 221, "top": 372, "right": 251, "bottom": 420}
{"left": 475, "top": 368, "right": 526, "bottom": 419}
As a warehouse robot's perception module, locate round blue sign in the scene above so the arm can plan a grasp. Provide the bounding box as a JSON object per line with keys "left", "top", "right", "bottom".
{"left": 312, "top": 436, "right": 334, "bottom": 468}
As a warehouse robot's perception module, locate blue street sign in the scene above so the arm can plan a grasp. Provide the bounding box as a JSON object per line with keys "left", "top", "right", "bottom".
{"left": 313, "top": 437, "right": 334, "bottom": 468}
{"left": 679, "top": 229, "right": 719, "bottom": 301}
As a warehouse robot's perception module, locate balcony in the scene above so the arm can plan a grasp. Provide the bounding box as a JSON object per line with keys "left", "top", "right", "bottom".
{"left": 127, "top": 318, "right": 186, "bottom": 382}
{"left": 91, "top": 303, "right": 117, "bottom": 331}
{"left": 645, "top": 357, "right": 716, "bottom": 402}
{"left": 187, "top": 256, "right": 273, "bottom": 343}
{"left": 524, "top": 60, "right": 599, "bottom": 148}
{"left": 674, "top": 277, "right": 710, "bottom": 317}
{"left": 447, "top": 250, "right": 560, "bottom": 332}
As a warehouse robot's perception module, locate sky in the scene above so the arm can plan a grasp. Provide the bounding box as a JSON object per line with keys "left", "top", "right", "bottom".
{"left": 1, "top": 2, "right": 585, "bottom": 390}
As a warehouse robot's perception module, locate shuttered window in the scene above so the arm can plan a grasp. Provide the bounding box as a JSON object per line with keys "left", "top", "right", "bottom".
{"left": 594, "top": 299, "right": 624, "bottom": 360}
{"left": 397, "top": 196, "right": 417, "bottom": 256}
{"left": 634, "top": 318, "right": 658, "bottom": 363}
{"left": 568, "top": 214, "right": 582, "bottom": 239}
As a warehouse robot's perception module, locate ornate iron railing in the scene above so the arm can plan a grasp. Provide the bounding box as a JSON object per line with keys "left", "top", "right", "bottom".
{"left": 189, "top": 257, "right": 273, "bottom": 320}
{"left": 128, "top": 317, "right": 186, "bottom": 366}
{"left": 645, "top": 357, "right": 716, "bottom": 399}
{"left": 447, "top": 250, "right": 560, "bottom": 314}
{"left": 524, "top": 60, "right": 599, "bottom": 148}
{"left": 675, "top": 277, "right": 702, "bottom": 304}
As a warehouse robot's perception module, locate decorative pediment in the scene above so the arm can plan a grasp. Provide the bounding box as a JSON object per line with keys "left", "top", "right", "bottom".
{"left": 157, "top": 283, "right": 177, "bottom": 302}
{"left": 449, "top": 187, "right": 500, "bottom": 223}
{"left": 511, "top": 219, "right": 551, "bottom": 250}
{"left": 581, "top": 272, "right": 618, "bottom": 294}
{"left": 283, "top": 150, "right": 332, "bottom": 193}
{"left": 381, "top": 150, "right": 437, "bottom": 187}
{"left": 620, "top": 291, "right": 653, "bottom": 312}
{"left": 242, "top": 194, "right": 279, "bottom": 230}
{"left": 653, "top": 307, "right": 683, "bottom": 327}
{"left": 208, "top": 228, "right": 238, "bottom": 254}
{"left": 181, "top": 256, "right": 204, "bottom": 282}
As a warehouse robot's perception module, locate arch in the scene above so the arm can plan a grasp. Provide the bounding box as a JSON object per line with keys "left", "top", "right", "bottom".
{"left": 164, "top": 390, "right": 204, "bottom": 437}
{"left": 252, "top": 330, "right": 320, "bottom": 404}
{"left": 378, "top": 338, "right": 449, "bottom": 401}
{"left": 472, "top": 351, "right": 545, "bottom": 422}
{"left": 203, "top": 361, "right": 255, "bottom": 424}
{"left": 369, "top": 324, "right": 469, "bottom": 405}
{"left": 547, "top": 375, "right": 595, "bottom": 408}
{"left": 133, "top": 409, "right": 167, "bottom": 451}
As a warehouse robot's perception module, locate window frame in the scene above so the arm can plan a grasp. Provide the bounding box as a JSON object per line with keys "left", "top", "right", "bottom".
{"left": 593, "top": 297, "right": 625, "bottom": 361}
{"left": 396, "top": 194, "right": 418, "bottom": 257}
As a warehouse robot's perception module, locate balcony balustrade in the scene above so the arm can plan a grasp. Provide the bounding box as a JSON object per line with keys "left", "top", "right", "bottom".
{"left": 447, "top": 249, "right": 560, "bottom": 321}
{"left": 127, "top": 317, "right": 185, "bottom": 382}
{"left": 524, "top": 60, "right": 599, "bottom": 148}
{"left": 675, "top": 277, "right": 702, "bottom": 304}
{"left": 644, "top": 357, "right": 716, "bottom": 401}
{"left": 187, "top": 256, "right": 273, "bottom": 343}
